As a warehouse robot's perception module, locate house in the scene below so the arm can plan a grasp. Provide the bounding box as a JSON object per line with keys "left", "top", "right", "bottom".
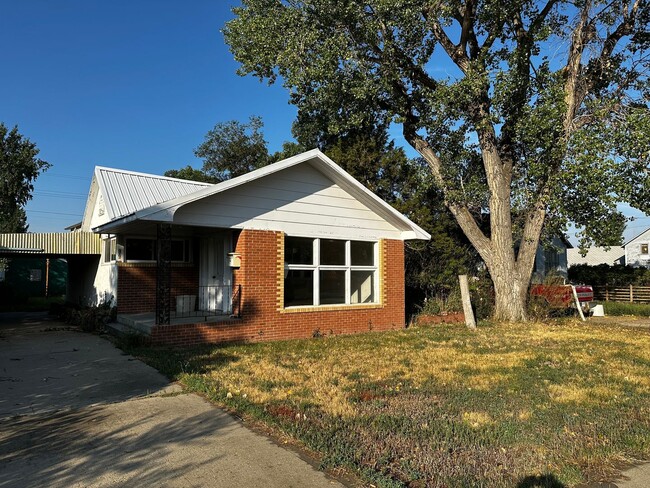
{"left": 567, "top": 246, "right": 626, "bottom": 267}
{"left": 531, "top": 236, "right": 572, "bottom": 282}
{"left": 625, "top": 228, "right": 650, "bottom": 268}
{"left": 79, "top": 149, "right": 430, "bottom": 346}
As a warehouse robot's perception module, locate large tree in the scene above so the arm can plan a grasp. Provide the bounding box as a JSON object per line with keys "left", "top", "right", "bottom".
{"left": 0, "top": 124, "right": 50, "bottom": 233}
{"left": 195, "top": 115, "right": 270, "bottom": 182}
{"left": 224, "top": 0, "right": 650, "bottom": 321}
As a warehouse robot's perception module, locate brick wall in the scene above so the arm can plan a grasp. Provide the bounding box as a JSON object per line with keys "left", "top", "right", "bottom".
{"left": 117, "top": 263, "right": 198, "bottom": 314}
{"left": 150, "top": 229, "right": 405, "bottom": 347}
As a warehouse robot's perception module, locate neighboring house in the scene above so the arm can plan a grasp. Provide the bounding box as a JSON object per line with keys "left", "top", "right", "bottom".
{"left": 625, "top": 228, "right": 650, "bottom": 268}
{"left": 79, "top": 149, "right": 430, "bottom": 346}
{"left": 531, "top": 236, "right": 572, "bottom": 282}
{"left": 567, "top": 246, "right": 626, "bottom": 267}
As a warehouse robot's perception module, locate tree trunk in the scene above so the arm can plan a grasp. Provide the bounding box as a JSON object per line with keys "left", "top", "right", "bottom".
{"left": 491, "top": 270, "right": 528, "bottom": 322}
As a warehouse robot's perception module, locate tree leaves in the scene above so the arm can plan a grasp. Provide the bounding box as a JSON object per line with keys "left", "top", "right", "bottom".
{"left": 0, "top": 124, "right": 50, "bottom": 233}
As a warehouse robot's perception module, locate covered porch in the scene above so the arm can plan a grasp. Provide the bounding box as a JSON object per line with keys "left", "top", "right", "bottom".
{"left": 104, "top": 221, "right": 242, "bottom": 327}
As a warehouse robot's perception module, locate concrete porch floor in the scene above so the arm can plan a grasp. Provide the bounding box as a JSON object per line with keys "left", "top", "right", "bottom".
{"left": 114, "top": 312, "right": 237, "bottom": 335}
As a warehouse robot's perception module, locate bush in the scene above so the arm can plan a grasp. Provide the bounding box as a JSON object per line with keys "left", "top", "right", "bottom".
{"left": 569, "top": 264, "right": 650, "bottom": 286}
{"left": 418, "top": 289, "right": 463, "bottom": 316}
{"left": 595, "top": 301, "right": 650, "bottom": 317}
{"left": 57, "top": 298, "right": 116, "bottom": 333}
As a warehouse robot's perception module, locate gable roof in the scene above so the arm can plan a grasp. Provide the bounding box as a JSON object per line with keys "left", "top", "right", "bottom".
{"left": 92, "top": 149, "right": 430, "bottom": 240}
{"left": 624, "top": 227, "right": 650, "bottom": 246}
{"left": 94, "top": 166, "right": 213, "bottom": 222}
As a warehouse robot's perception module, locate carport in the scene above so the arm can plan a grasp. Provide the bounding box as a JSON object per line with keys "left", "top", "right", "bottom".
{"left": 0, "top": 232, "right": 102, "bottom": 304}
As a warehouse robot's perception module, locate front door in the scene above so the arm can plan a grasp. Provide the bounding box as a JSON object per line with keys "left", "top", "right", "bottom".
{"left": 199, "top": 234, "right": 231, "bottom": 313}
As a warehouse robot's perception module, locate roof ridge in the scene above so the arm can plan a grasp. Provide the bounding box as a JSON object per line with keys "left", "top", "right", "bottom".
{"left": 94, "top": 166, "right": 213, "bottom": 186}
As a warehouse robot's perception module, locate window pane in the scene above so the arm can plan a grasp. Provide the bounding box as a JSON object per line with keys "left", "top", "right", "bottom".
{"left": 320, "top": 239, "right": 346, "bottom": 265}
{"left": 285, "top": 237, "right": 313, "bottom": 265}
{"left": 351, "top": 241, "right": 374, "bottom": 266}
{"left": 642, "top": 244, "right": 649, "bottom": 255}
{"left": 171, "top": 240, "right": 186, "bottom": 261}
{"left": 126, "top": 239, "right": 156, "bottom": 261}
{"left": 351, "top": 270, "right": 375, "bottom": 304}
{"left": 284, "top": 270, "right": 314, "bottom": 307}
{"left": 319, "top": 270, "right": 346, "bottom": 304}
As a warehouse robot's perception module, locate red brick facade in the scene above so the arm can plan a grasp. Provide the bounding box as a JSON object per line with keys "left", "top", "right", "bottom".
{"left": 117, "top": 263, "right": 198, "bottom": 314}
{"left": 118, "top": 229, "right": 405, "bottom": 347}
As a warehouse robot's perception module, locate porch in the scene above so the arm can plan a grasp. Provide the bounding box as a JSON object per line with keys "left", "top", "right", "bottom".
{"left": 114, "top": 309, "right": 240, "bottom": 336}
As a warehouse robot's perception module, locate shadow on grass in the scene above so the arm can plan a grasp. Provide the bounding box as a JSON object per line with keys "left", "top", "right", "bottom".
{"left": 517, "top": 473, "right": 566, "bottom": 487}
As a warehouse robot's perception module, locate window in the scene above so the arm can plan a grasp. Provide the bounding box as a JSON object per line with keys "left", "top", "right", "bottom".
{"left": 284, "top": 236, "right": 378, "bottom": 308}
{"left": 103, "top": 237, "right": 116, "bottom": 263}
{"left": 641, "top": 243, "right": 649, "bottom": 255}
{"left": 125, "top": 238, "right": 191, "bottom": 262}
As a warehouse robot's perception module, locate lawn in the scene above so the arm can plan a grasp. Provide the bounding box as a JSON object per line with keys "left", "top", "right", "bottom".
{"left": 122, "top": 320, "right": 650, "bottom": 487}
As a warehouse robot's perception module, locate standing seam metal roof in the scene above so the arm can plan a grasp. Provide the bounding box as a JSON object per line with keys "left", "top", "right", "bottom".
{"left": 95, "top": 167, "right": 213, "bottom": 221}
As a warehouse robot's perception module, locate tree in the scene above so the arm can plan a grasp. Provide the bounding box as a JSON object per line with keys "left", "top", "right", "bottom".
{"left": 0, "top": 124, "right": 50, "bottom": 233}
{"left": 164, "top": 165, "right": 219, "bottom": 183}
{"left": 224, "top": 0, "right": 650, "bottom": 321}
{"left": 195, "top": 115, "right": 270, "bottom": 181}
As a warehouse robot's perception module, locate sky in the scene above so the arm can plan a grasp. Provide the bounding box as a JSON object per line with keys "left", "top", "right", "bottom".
{"left": 1, "top": 1, "right": 648, "bottom": 242}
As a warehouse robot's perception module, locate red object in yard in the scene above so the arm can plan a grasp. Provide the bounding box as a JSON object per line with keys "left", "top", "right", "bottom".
{"left": 530, "top": 284, "right": 594, "bottom": 309}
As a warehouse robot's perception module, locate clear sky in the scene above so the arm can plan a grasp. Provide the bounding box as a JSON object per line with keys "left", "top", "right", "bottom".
{"left": 2, "top": 1, "right": 647, "bottom": 242}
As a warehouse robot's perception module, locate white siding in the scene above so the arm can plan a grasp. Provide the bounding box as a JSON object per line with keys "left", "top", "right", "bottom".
{"left": 172, "top": 164, "right": 403, "bottom": 240}
{"left": 626, "top": 228, "right": 650, "bottom": 268}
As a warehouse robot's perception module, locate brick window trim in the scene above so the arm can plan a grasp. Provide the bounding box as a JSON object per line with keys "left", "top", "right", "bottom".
{"left": 276, "top": 233, "right": 386, "bottom": 314}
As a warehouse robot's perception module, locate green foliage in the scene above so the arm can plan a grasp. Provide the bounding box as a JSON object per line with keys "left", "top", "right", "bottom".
{"left": 225, "top": 0, "right": 650, "bottom": 320}
{"left": 595, "top": 301, "right": 650, "bottom": 317}
{"left": 58, "top": 298, "right": 116, "bottom": 333}
{"left": 569, "top": 264, "right": 650, "bottom": 286}
{"left": 163, "top": 165, "right": 219, "bottom": 183}
{"left": 195, "top": 115, "right": 269, "bottom": 181}
{"left": 0, "top": 123, "right": 50, "bottom": 232}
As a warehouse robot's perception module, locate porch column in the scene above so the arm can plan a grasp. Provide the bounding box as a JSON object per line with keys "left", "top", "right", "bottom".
{"left": 156, "top": 223, "right": 172, "bottom": 325}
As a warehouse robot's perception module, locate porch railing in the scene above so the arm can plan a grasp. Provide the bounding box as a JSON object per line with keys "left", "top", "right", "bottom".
{"left": 173, "top": 285, "right": 242, "bottom": 319}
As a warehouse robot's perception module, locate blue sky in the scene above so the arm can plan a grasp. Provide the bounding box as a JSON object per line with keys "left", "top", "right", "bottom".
{"left": 2, "top": 1, "right": 647, "bottom": 242}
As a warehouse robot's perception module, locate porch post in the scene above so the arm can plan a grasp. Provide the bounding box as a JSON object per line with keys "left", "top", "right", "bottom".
{"left": 156, "top": 223, "right": 172, "bottom": 325}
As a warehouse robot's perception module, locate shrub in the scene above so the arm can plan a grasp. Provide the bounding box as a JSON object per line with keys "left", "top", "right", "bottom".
{"left": 57, "top": 297, "right": 116, "bottom": 333}
{"left": 569, "top": 264, "right": 650, "bottom": 286}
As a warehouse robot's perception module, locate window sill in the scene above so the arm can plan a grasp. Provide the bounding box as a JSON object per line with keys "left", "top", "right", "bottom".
{"left": 280, "top": 303, "right": 383, "bottom": 314}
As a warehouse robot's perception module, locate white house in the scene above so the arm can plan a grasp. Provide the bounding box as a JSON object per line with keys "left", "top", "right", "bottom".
{"left": 625, "top": 228, "right": 650, "bottom": 268}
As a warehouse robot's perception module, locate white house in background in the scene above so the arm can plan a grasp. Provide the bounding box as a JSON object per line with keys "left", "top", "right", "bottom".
{"left": 567, "top": 246, "right": 626, "bottom": 267}
{"left": 625, "top": 228, "right": 650, "bottom": 268}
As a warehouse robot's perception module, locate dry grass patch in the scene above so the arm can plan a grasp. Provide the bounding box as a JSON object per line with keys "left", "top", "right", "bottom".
{"left": 124, "top": 320, "right": 650, "bottom": 487}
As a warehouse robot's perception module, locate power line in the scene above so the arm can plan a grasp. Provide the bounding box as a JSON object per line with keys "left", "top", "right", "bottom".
{"left": 29, "top": 210, "right": 82, "bottom": 217}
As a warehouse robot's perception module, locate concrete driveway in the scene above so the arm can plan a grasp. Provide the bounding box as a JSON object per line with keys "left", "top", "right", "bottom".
{"left": 0, "top": 313, "right": 346, "bottom": 487}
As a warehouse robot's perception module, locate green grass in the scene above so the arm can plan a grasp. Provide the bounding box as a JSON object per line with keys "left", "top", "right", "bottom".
{"left": 595, "top": 301, "right": 650, "bottom": 317}
{"left": 120, "top": 321, "right": 650, "bottom": 487}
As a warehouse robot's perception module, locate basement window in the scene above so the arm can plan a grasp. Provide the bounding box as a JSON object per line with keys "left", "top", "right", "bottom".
{"left": 283, "top": 236, "right": 377, "bottom": 308}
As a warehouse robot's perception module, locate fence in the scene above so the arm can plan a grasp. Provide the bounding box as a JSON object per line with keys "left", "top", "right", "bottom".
{"left": 592, "top": 285, "right": 650, "bottom": 304}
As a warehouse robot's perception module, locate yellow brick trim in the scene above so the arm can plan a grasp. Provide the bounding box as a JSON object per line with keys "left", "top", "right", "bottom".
{"left": 277, "top": 232, "right": 285, "bottom": 311}
{"left": 280, "top": 303, "right": 384, "bottom": 314}
{"left": 379, "top": 239, "right": 385, "bottom": 306}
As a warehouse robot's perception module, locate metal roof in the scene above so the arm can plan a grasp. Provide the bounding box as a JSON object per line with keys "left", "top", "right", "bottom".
{"left": 94, "top": 166, "right": 213, "bottom": 221}
{"left": 0, "top": 232, "right": 101, "bottom": 255}
{"left": 94, "top": 149, "right": 431, "bottom": 241}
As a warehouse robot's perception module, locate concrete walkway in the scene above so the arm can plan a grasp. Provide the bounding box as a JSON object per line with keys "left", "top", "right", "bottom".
{"left": 0, "top": 314, "right": 345, "bottom": 487}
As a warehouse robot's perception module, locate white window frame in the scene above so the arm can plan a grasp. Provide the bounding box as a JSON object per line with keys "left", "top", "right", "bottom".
{"left": 284, "top": 237, "right": 378, "bottom": 308}
{"left": 103, "top": 237, "right": 117, "bottom": 264}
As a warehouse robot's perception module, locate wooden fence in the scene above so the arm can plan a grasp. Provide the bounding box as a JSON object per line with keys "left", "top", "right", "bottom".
{"left": 592, "top": 285, "right": 650, "bottom": 303}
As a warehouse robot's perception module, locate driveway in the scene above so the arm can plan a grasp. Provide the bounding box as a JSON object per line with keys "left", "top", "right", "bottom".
{"left": 0, "top": 313, "right": 346, "bottom": 487}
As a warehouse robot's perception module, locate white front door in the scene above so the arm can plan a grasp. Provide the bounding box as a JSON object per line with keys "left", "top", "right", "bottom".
{"left": 199, "top": 234, "right": 231, "bottom": 313}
